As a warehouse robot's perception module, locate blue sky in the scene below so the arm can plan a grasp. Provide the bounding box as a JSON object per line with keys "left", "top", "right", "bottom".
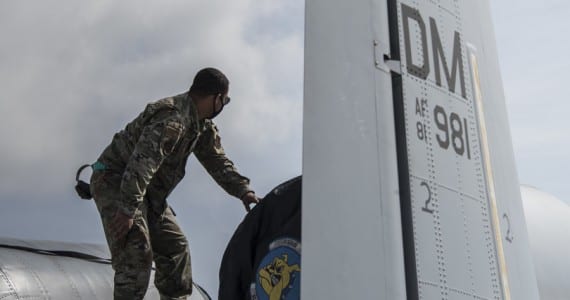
{"left": 0, "top": 0, "right": 567, "bottom": 297}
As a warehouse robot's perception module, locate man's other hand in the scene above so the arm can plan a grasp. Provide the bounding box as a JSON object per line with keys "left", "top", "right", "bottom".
{"left": 241, "top": 192, "right": 260, "bottom": 212}
{"left": 109, "top": 209, "right": 134, "bottom": 241}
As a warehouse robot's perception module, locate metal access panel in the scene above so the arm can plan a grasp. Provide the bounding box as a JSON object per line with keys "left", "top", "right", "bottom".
{"left": 388, "top": 0, "right": 539, "bottom": 299}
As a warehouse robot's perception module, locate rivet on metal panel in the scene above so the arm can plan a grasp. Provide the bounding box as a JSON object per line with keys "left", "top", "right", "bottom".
{"left": 0, "top": 269, "right": 18, "bottom": 296}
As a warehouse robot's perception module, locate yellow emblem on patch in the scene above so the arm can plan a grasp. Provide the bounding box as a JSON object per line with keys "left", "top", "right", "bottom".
{"left": 258, "top": 254, "right": 300, "bottom": 300}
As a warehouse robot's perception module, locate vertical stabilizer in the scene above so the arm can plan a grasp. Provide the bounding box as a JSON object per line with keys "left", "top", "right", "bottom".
{"left": 303, "top": 0, "right": 539, "bottom": 299}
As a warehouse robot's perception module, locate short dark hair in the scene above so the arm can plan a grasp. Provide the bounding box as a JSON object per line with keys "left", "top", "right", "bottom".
{"left": 189, "top": 67, "right": 229, "bottom": 97}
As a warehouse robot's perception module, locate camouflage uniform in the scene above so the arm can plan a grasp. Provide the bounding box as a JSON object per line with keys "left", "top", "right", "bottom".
{"left": 90, "top": 92, "right": 252, "bottom": 299}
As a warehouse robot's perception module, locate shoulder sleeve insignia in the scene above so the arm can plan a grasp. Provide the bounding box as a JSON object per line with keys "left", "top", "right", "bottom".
{"left": 161, "top": 121, "right": 184, "bottom": 155}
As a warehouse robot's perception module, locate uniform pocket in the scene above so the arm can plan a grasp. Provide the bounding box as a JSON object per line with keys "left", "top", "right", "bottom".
{"left": 91, "top": 171, "right": 123, "bottom": 214}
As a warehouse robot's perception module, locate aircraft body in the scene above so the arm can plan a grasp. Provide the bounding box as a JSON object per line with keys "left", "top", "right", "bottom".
{"left": 520, "top": 186, "right": 570, "bottom": 300}
{"left": 0, "top": 238, "right": 210, "bottom": 299}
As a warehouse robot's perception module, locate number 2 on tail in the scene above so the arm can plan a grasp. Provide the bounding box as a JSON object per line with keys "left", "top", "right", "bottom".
{"left": 503, "top": 213, "right": 514, "bottom": 243}
{"left": 421, "top": 182, "right": 434, "bottom": 214}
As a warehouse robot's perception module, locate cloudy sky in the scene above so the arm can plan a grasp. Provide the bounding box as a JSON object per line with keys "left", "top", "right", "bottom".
{"left": 491, "top": 0, "right": 569, "bottom": 205}
{"left": 0, "top": 0, "right": 567, "bottom": 297}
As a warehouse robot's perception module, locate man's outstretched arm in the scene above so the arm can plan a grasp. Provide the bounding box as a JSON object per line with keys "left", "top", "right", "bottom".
{"left": 194, "top": 122, "right": 260, "bottom": 212}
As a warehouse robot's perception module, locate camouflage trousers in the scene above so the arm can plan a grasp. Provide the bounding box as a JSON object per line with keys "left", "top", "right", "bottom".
{"left": 90, "top": 171, "right": 193, "bottom": 300}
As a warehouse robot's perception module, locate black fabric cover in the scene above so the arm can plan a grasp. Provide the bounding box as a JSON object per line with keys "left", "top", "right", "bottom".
{"left": 218, "top": 176, "right": 301, "bottom": 300}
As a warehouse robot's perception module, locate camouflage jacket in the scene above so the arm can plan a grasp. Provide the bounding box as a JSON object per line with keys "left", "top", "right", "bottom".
{"left": 96, "top": 93, "right": 252, "bottom": 217}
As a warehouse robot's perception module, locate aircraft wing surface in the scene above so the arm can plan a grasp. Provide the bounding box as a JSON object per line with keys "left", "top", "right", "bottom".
{"left": 0, "top": 237, "right": 211, "bottom": 299}
{"left": 521, "top": 187, "right": 570, "bottom": 300}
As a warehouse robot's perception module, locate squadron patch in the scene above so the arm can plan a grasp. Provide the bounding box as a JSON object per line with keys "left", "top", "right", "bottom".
{"left": 251, "top": 238, "right": 301, "bottom": 300}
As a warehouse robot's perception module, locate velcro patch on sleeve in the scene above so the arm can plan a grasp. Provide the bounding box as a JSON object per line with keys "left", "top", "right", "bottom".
{"left": 161, "top": 122, "right": 184, "bottom": 155}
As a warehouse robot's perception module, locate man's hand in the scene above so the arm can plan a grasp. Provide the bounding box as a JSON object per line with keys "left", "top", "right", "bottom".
{"left": 109, "top": 209, "right": 134, "bottom": 241}
{"left": 241, "top": 191, "right": 260, "bottom": 212}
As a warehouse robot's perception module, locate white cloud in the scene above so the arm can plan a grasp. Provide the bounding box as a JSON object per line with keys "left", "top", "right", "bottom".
{"left": 0, "top": 0, "right": 303, "bottom": 194}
